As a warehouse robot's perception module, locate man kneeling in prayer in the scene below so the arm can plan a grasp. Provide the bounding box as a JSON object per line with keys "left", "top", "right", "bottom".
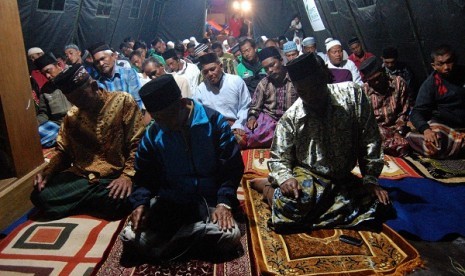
{"left": 121, "top": 74, "right": 244, "bottom": 261}
{"left": 251, "top": 53, "right": 391, "bottom": 232}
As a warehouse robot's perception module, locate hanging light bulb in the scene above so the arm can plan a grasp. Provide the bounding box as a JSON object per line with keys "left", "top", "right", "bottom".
{"left": 232, "top": 1, "right": 240, "bottom": 10}
{"left": 241, "top": 0, "right": 251, "bottom": 12}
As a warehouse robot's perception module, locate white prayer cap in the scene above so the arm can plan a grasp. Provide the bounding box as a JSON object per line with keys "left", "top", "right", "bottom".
{"left": 302, "top": 37, "right": 316, "bottom": 46}
{"left": 182, "top": 39, "right": 189, "bottom": 45}
{"left": 325, "top": 39, "right": 341, "bottom": 52}
{"left": 261, "top": 36, "right": 268, "bottom": 42}
{"left": 189, "top": 36, "right": 199, "bottom": 46}
{"left": 167, "top": 41, "right": 175, "bottom": 49}
{"left": 28, "top": 47, "right": 44, "bottom": 56}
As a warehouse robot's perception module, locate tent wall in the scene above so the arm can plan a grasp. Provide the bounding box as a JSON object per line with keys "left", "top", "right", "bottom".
{"left": 156, "top": 0, "right": 207, "bottom": 43}
{"left": 18, "top": 0, "right": 206, "bottom": 56}
{"left": 297, "top": 0, "right": 465, "bottom": 82}
{"left": 252, "top": 0, "right": 299, "bottom": 40}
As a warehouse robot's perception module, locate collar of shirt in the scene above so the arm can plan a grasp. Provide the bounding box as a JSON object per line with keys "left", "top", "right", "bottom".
{"left": 178, "top": 59, "right": 187, "bottom": 74}
{"left": 99, "top": 64, "right": 122, "bottom": 82}
{"left": 204, "top": 72, "right": 225, "bottom": 91}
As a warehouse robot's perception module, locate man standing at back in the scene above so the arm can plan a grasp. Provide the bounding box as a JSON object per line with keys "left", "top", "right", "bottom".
{"left": 89, "top": 42, "right": 144, "bottom": 110}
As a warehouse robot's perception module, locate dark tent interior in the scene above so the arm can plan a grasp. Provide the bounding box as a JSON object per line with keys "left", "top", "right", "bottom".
{"left": 18, "top": 0, "right": 465, "bottom": 82}
{"left": 1, "top": 0, "right": 465, "bottom": 274}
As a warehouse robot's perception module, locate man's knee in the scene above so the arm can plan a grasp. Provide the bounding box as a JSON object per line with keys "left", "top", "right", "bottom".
{"left": 205, "top": 222, "right": 241, "bottom": 251}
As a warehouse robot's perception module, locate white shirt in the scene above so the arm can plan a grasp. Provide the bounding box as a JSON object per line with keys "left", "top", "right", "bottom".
{"left": 175, "top": 59, "right": 200, "bottom": 94}
{"left": 326, "top": 59, "right": 363, "bottom": 85}
{"left": 194, "top": 73, "right": 251, "bottom": 130}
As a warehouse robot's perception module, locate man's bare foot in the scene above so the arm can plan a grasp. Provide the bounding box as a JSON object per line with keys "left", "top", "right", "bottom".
{"left": 249, "top": 178, "right": 270, "bottom": 193}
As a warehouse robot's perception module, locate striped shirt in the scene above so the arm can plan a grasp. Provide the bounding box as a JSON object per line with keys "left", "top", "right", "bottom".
{"left": 248, "top": 73, "right": 298, "bottom": 121}
{"left": 363, "top": 75, "right": 410, "bottom": 133}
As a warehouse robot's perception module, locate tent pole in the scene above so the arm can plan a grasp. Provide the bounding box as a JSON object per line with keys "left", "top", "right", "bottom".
{"left": 136, "top": 0, "right": 152, "bottom": 40}
{"left": 344, "top": 0, "right": 366, "bottom": 49}
{"left": 110, "top": 0, "right": 126, "bottom": 46}
{"left": 404, "top": 0, "right": 429, "bottom": 77}
{"left": 71, "top": 0, "right": 85, "bottom": 44}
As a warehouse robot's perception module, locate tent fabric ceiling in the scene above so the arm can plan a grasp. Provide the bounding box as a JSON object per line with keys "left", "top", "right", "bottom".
{"left": 19, "top": 0, "right": 465, "bottom": 83}
{"left": 18, "top": 0, "right": 206, "bottom": 55}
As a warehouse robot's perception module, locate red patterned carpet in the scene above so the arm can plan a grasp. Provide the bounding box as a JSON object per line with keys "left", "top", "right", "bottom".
{"left": 94, "top": 214, "right": 254, "bottom": 276}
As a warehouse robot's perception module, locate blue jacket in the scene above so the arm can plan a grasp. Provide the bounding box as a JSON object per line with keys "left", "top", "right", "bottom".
{"left": 129, "top": 100, "right": 244, "bottom": 209}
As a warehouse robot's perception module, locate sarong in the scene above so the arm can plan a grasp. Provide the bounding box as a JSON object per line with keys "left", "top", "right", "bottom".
{"left": 244, "top": 112, "right": 277, "bottom": 149}
{"left": 406, "top": 122, "right": 465, "bottom": 159}
{"left": 379, "top": 126, "right": 410, "bottom": 157}
{"left": 270, "top": 166, "right": 382, "bottom": 232}
{"left": 30, "top": 171, "right": 131, "bottom": 219}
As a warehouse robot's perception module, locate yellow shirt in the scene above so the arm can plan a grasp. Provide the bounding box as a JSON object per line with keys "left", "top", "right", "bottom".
{"left": 45, "top": 89, "right": 145, "bottom": 180}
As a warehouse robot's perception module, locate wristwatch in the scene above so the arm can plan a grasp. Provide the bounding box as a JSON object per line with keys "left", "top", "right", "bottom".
{"left": 217, "top": 203, "right": 232, "bottom": 210}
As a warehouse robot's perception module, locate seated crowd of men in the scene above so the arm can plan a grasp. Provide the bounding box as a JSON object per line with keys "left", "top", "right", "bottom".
{"left": 27, "top": 32, "right": 465, "bottom": 260}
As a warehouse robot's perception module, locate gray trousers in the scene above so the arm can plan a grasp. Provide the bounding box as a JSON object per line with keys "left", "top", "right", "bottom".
{"left": 122, "top": 198, "right": 241, "bottom": 260}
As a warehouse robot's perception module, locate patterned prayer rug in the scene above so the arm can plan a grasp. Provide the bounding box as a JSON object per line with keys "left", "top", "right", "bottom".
{"left": 94, "top": 186, "right": 254, "bottom": 276}
{"left": 242, "top": 149, "right": 422, "bottom": 180}
{"left": 0, "top": 215, "right": 124, "bottom": 275}
{"left": 352, "top": 155, "right": 422, "bottom": 180}
{"left": 243, "top": 180, "right": 423, "bottom": 275}
{"left": 405, "top": 155, "right": 465, "bottom": 184}
{"left": 94, "top": 218, "right": 253, "bottom": 276}
{"left": 242, "top": 149, "right": 271, "bottom": 180}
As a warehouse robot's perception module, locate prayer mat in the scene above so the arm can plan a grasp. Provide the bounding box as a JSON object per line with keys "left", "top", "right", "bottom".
{"left": 243, "top": 180, "right": 423, "bottom": 275}
{"left": 241, "top": 149, "right": 271, "bottom": 180}
{"left": 352, "top": 155, "right": 422, "bottom": 180}
{"left": 242, "top": 150, "right": 423, "bottom": 181}
{"left": 405, "top": 155, "right": 465, "bottom": 184}
{"left": 0, "top": 215, "right": 124, "bottom": 275}
{"left": 94, "top": 186, "right": 254, "bottom": 276}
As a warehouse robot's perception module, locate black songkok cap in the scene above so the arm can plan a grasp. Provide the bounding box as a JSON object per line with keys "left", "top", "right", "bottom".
{"left": 88, "top": 42, "right": 111, "bottom": 56}
{"left": 198, "top": 53, "right": 219, "bottom": 66}
{"left": 162, "top": 49, "right": 177, "bottom": 61}
{"left": 53, "top": 64, "right": 91, "bottom": 94}
{"left": 382, "top": 47, "right": 398, "bottom": 59}
{"left": 257, "top": 47, "right": 281, "bottom": 62}
{"left": 348, "top": 37, "right": 360, "bottom": 46}
{"left": 286, "top": 53, "right": 324, "bottom": 82}
{"left": 359, "top": 56, "right": 382, "bottom": 78}
{"left": 139, "top": 74, "right": 181, "bottom": 112}
{"left": 34, "top": 53, "right": 57, "bottom": 70}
